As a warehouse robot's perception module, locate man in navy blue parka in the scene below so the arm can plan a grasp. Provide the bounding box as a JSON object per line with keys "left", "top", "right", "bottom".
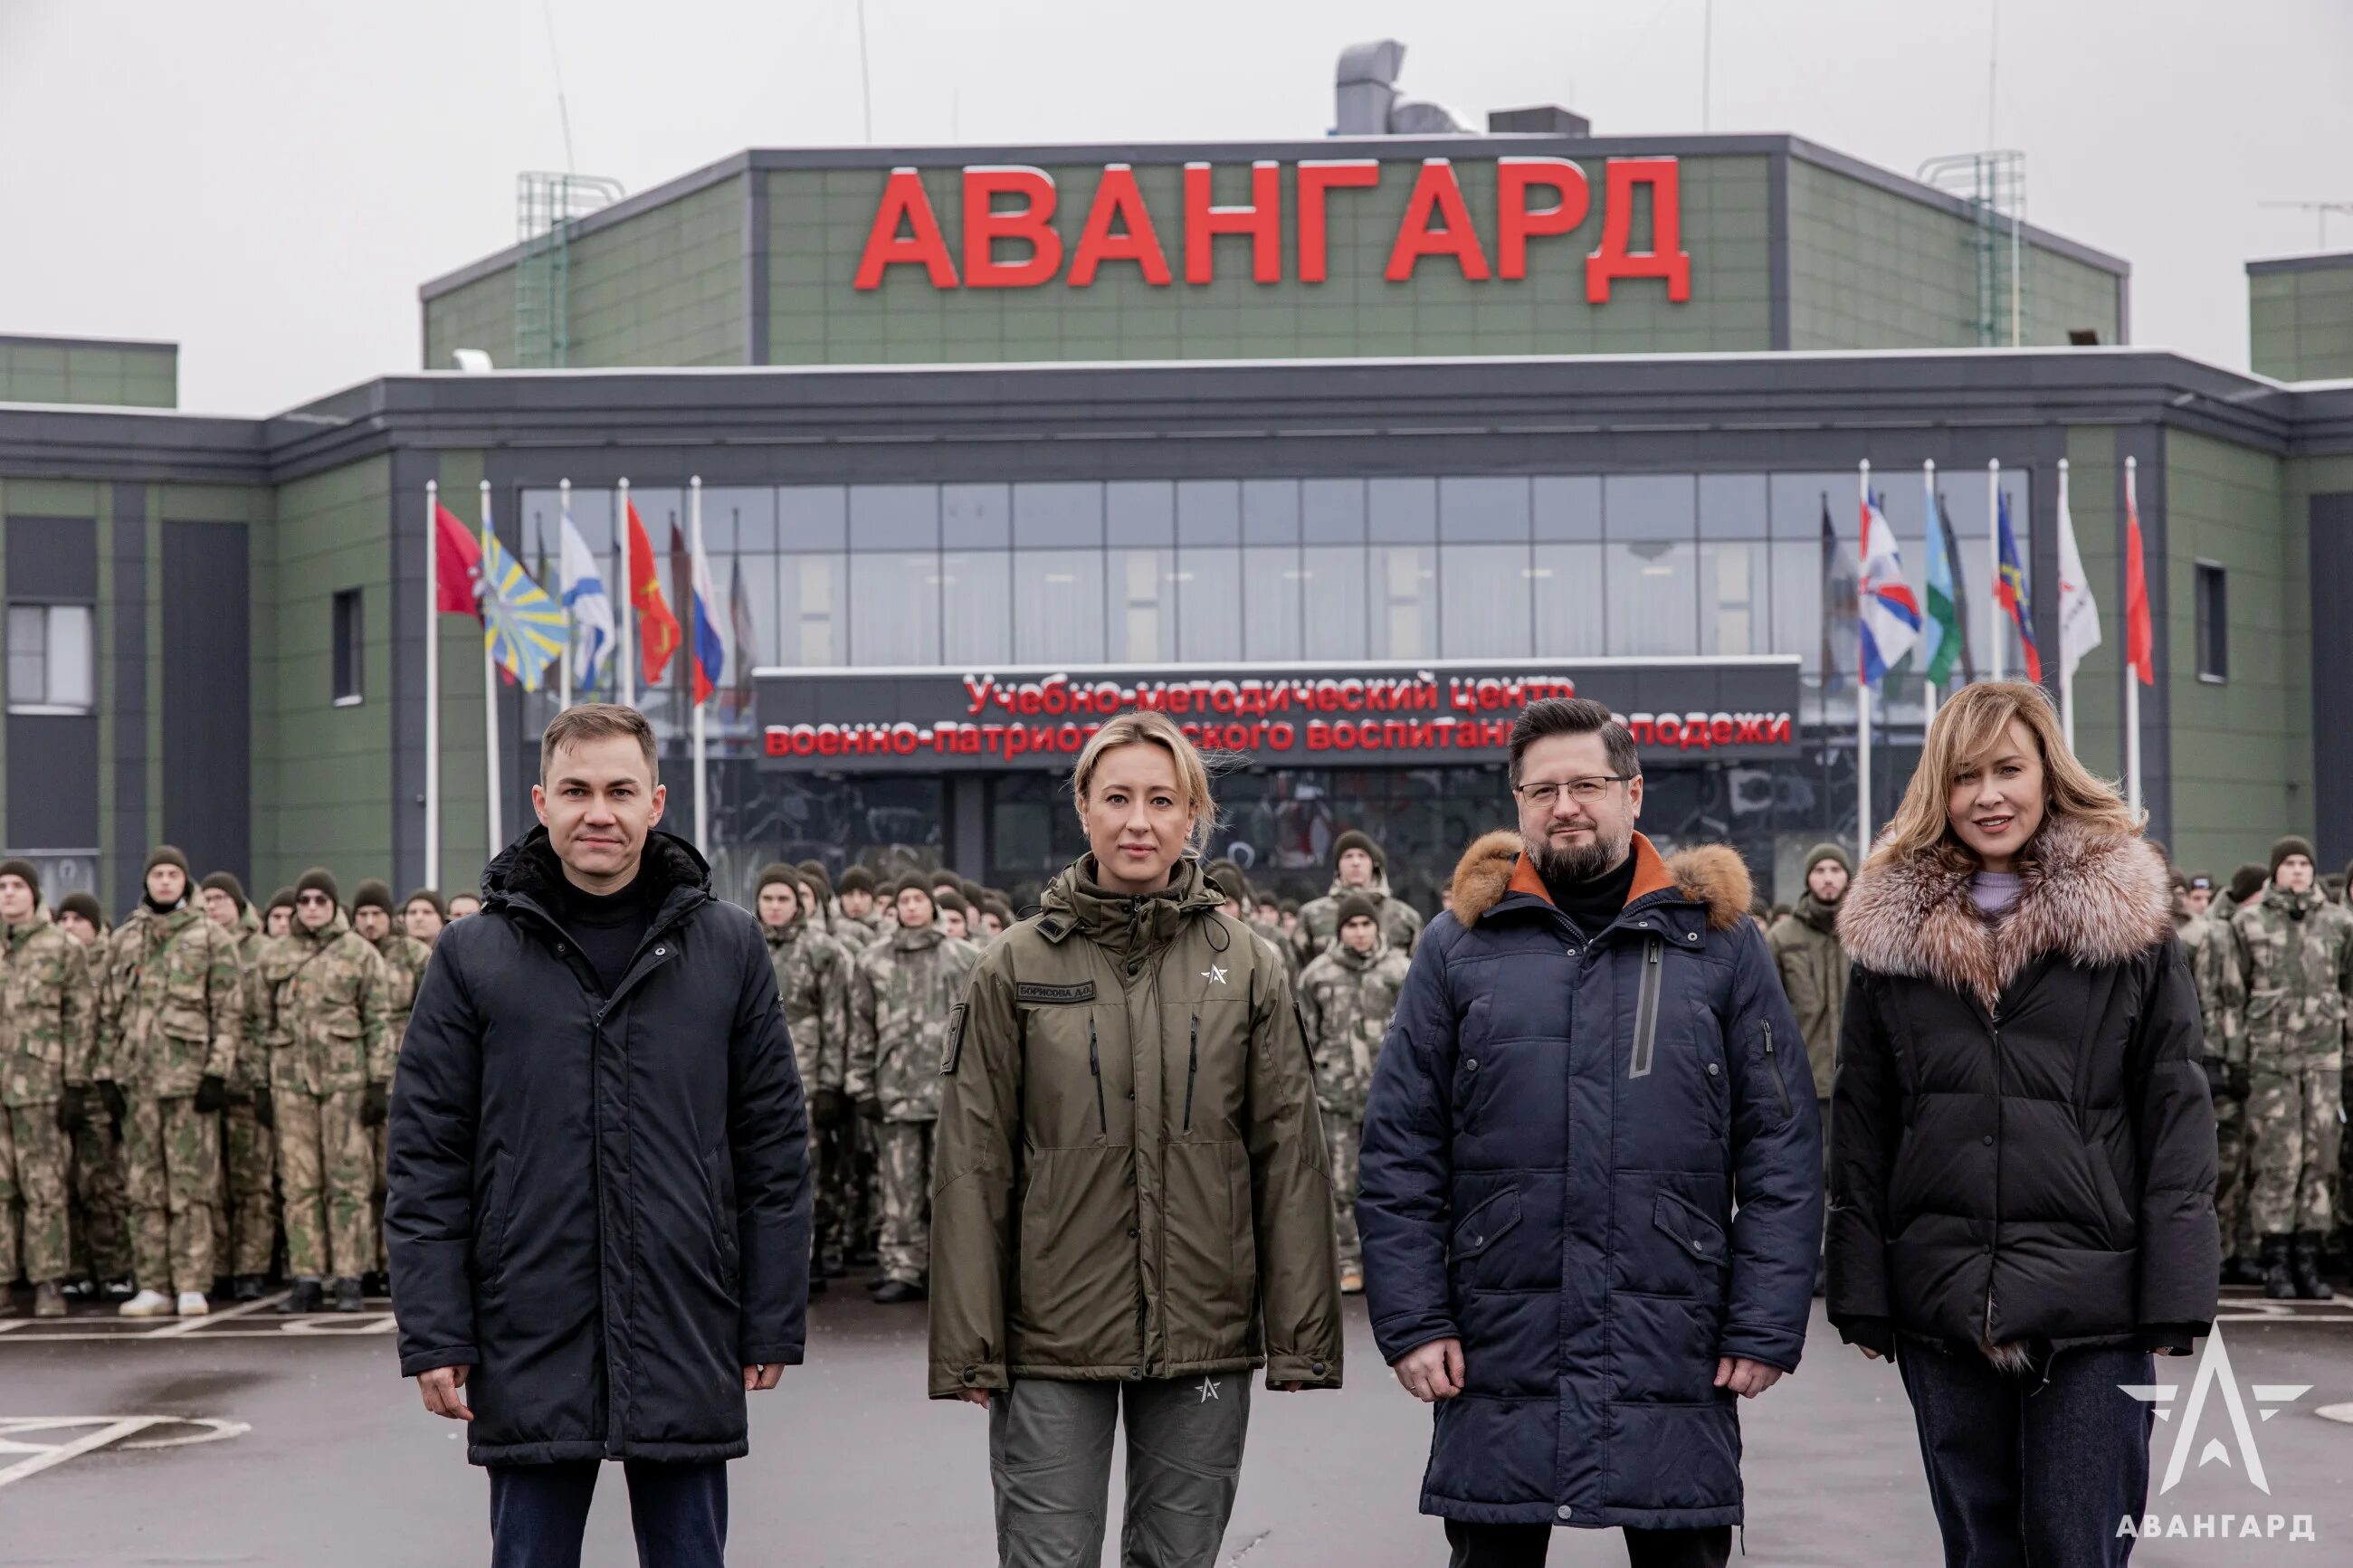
{"left": 1359, "top": 698, "right": 1822, "bottom": 1568}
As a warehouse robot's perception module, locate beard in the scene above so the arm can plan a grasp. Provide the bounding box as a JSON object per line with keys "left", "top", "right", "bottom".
{"left": 1529, "top": 823, "right": 1632, "bottom": 884}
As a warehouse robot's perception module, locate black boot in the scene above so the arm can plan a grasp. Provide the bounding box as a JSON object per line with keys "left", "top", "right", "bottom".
{"left": 807, "top": 1274, "right": 828, "bottom": 1298}
{"left": 2223, "top": 1254, "right": 2266, "bottom": 1288}
{"left": 2261, "top": 1234, "right": 2297, "bottom": 1300}
{"left": 871, "top": 1278, "right": 927, "bottom": 1305}
{"left": 2291, "top": 1232, "right": 2333, "bottom": 1300}
{"left": 232, "top": 1275, "right": 264, "bottom": 1302}
{"left": 330, "top": 1277, "right": 366, "bottom": 1314}
{"left": 281, "top": 1278, "right": 325, "bottom": 1315}
{"left": 360, "top": 1270, "right": 388, "bottom": 1297}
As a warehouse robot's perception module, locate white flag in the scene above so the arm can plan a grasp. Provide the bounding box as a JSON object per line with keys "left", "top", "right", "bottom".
{"left": 558, "top": 503, "right": 616, "bottom": 692}
{"left": 2055, "top": 471, "right": 2102, "bottom": 682}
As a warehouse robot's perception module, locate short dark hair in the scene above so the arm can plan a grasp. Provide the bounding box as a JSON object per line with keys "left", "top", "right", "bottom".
{"left": 540, "top": 703, "right": 658, "bottom": 784}
{"left": 1507, "top": 698, "right": 1639, "bottom": 786}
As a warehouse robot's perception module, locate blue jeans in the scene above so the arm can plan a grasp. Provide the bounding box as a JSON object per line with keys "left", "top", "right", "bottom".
{"left": 1897, "top": 1339, "right": 2155, "bottom": 1567}
{"left": 487, "top": 1459, "right": 728, "bottom": 1568}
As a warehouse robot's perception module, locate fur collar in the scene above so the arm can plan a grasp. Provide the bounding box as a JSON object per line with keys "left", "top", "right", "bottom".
{"left": 1449, "top": 831, "right": 1754, "bottom": 933}
{"left": 1836, "top": 815, "right": 2171, "bottom": 1011}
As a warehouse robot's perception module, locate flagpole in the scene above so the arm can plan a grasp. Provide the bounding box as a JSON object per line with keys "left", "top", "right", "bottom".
{"left": 618, "top": 477, "right": 635, "bottom": 709}
{"left": 557, "top": 479, "right": 573, "bottom": 711}
{"left": 691, "top": 475, "right": 709, "bottom": 854}
{"left": 481, "top": 480, "right": 503, "bottom": 856}
{"left": 1987, "top": 459, "right": 2003, "bottom": 681}
{"left": 2124, "top": 456, "right": 2142, "bottom": 816}
{"left": 424, "top": 480, "right": 441, "bottom": 891}
{"left": 1857, "top": 459, "right": 1872, "bottom": 854}
{"left": 2057, "top": 458, "right": 2074, "bottom": 747}
{"left": 1922, "top": 458, "right": 1939, "bottom": 720}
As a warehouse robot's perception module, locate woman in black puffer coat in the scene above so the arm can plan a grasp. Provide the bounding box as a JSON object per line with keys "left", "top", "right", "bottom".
{"left": 1827, "top": 681, "right": 2216, "bottom": 1568}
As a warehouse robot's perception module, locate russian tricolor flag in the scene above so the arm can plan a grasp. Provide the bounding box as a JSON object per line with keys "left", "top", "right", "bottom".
{"left": 689, "top": 534, "right": 726, "bottom": 708}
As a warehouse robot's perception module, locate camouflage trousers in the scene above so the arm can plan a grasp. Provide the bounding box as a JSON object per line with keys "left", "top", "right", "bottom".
{"left": 1325, "top": 1116, "right": 1363, "bottom": 1272}
{"left": 0, "top": 1103, "right": 71, "bottom": 1285}
{"left": 370, "top": 1120, "right": 389, "bottom": 1272}
{"left": 215, "top": 1102, "right": 276, "bottom": 1278}
{"left": 2215, "top": 1086, "right": 2255, "bottom": 1257}
{"left": 70, "top": 1117, "right": 131, "bottom": 1282}
{"left": 811, "top": 1120, "right": 846, "bottom": 1262}
{"left": 876, "top": 1118, "right": 935, "bottom": 1286}
{"left": 277, "top": 1090, "right": 374, "bottom": 1282}
{"left": 2247, "top": 1064, "right": 2342, "bottom": 1236}
{"left": 122, "top": 1095, "right": 220, "bottom": 1296}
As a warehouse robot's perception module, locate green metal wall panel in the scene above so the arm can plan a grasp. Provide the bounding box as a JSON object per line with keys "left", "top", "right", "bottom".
{"left": 764, "top": 157, "right": 1775, "bottom": 365}
{"left": 0, "top": 339, "right": 176, "bottom": 408}
{"left": 423, "top": 269, "right": 519, "bottom": 373}
{"left": 1786, "top": 160, "right": 2122, "bottom": 350}
{"left": 2250, "top": 261, "right": 2353, "bottom": 382}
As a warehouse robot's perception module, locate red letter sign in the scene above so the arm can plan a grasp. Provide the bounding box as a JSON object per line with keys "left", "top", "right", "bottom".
{"left": 1184, "top": 161, "right": 1282, "bottom": 284}
{"left": 1496, "top": 157, "right": 1590, "bottom": 280}
{"left": 1296, "top": 159, "right": 1380, "bottom": 283}
{"left": 1586, "top": 157, "right": 1691, "bottom": 303}
{"left": 1385, "top": 159, "right": 1490, "bottom": 282}
{"left": 962, "top": 166, "right": 1062, "bottom": 289}
{"left": 853, "top": 167, "right": 958, "bottom": 290}
{"left": 1068, "top": 164, "right": 1173, "bottom": 287}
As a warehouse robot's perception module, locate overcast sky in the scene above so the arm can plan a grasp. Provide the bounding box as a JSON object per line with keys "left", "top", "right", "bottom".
{"left": 3, "top": 0, "right": 2347, "bottom": 413}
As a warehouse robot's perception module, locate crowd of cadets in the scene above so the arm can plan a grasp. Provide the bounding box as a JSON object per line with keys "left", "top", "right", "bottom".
{"left": 7, "top": 823, "right": 2348, "bottom": 1317}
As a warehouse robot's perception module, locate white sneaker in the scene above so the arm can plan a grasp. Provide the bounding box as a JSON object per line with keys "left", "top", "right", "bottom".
{"left": 175, "top": 1291, "right": 209, "bottom": 1317}
{"left": 118, "top": 1289, "right": 174, "bottom": 1317}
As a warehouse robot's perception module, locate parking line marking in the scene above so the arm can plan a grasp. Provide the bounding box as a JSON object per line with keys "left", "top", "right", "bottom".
{"left": 0, "top": 1418, "right": 159, "bottom": 1489}
{"left": 145, "top": 1291, "right": 289, "bottom": 1338}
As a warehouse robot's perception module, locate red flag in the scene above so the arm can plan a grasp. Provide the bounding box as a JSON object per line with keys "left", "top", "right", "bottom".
{"left": 433, "top": 504, "right": 482, "bottom": 619}
{"left": 2124, "top": 487, "right": 2154, "bottom": 687}
{"left": 626, "top": 499, "right": 681, "bottom": 686}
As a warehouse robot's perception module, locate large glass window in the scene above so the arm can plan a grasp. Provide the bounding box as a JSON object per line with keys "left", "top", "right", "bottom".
{"left": 1243, "top": 546, "right": 1303, "bottom": 660}
{"left": 1370, "top": 545, "right": 1437, "bottom": 659}
{"left": 1700, "top": 540, "right": 1765, "bottom": 655}
{"left": 1439, "top": 477, "right": 1530, "bottom": 542}
{"left": 1533, "top": 544, "right": 1605, "bottom": 655}
{"left": 944, "top": 484, "right": 1011, "bottom": 549}
{"left": 1605, "top": 474, "right": 1696, "bottom": 541}
{"left": 1175, "top": 546, "right": 1242, "bottom": 660}
{"left": 1107, "top": 548, "right": 1173, "bottom": 661}
{"left": 850, "top": 553, "right": 939, "bottom": 665}
{"left": 778, "top": 554, "right": 845, "bottom": 666}
{"left": 1014, "top": 550, "right": 1105, "bottom": 663}
{"left": 1301, "top": 546, "right": 1367, "bottom": 659}
{"left": 1439, "top": 545, "right": 1532, "bottom": 657}
{"left": 941, "top": 550, "right": 1012, "bottom": 665}
{"left": 1014, "top": 483, "right": 1100, "bottom": 548}
{"left": 6, "top": 603, "right": 94, "bottom": 712}
{"left": 1607, "top": 541, "right": 1696, "bottom": 656}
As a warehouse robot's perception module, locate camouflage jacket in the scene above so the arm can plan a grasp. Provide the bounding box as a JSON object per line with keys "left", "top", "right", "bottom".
{"left": 1291, "top": 876, "right": 1424, "bottom": 966}
{"left": 371, "top": 929, "right": 434, "bottom": 1063}
{"left": 848, "top": 924, "right": 980, "bottom": 1122}
{"left": 2176, "top": 910, "right": 2244, "bottom": 1065}
{"left": 1295, "top": 936, "right": 1412, "bottom": 1121}
{"left": 260, "top": 912, "right": 394, "bottom": 1096}
{"left": 766, "top": 919, "right": 851, "bottom": 1097}
{"left": 830, "top": 908, "right": 885, "bottom": 954}
{"left": 1, "top": 912, "right": 95, "bottom": 1106}
{"left": 99, "top": 903, "right": 244, "bottom": 1095}
{"left": 2230, "top": 887, "right": 2353, "bottom": 1070}
{"left": 227, "top": 917, "right": 274, "bottom": 1092}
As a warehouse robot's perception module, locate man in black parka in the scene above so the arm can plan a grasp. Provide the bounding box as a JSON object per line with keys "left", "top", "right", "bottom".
{"left": 388, "top": 704, "right": 810, "bottom": 1568}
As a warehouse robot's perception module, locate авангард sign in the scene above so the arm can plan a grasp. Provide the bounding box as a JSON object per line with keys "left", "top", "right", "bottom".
{"left": 756, "top": 659, "right": 1799, "bottom": 773}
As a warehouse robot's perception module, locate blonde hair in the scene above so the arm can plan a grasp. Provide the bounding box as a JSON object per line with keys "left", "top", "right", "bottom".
{"left": 1873, "top": 680, "right": 2139, "bottom": 867}
{"left": 1070, "top": 712, "right": 1218, "bottom": 852}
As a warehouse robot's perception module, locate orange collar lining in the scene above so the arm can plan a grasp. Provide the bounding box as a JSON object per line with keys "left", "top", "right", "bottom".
{"left": 1508, "top": 833, "right": 1675, "bottom": 909}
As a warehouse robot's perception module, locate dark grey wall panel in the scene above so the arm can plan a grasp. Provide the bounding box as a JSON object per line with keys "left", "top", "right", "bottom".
{"left": 110, "top": 483, "right": 148, "bottom": 913}
{"left": 5, "top": 714, "right": 99, "bottom": 849}
{"left": 2311, "top": 491, "right": 2353, "bottom": 865}
{"left": 160, "top": 519, "right": 251, "bottom": 883}
{"left": 5, "top": 516, "right": 98, "bottom": 600}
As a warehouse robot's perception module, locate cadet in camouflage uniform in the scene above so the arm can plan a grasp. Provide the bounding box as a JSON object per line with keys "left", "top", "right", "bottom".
{"left": 52, "top": 890, "right": 129, "bottom": 1294}
{"left": 831, "top": 864, "right": 888, "bottom": 953}
{"left": 1295, "top": 891, "right": 1411, "bottom": 1294}
{"left": 198, "top": 872, "right": 277, "bottom": 1299}
{"left": 352, "top": 879, "right": 430, "bottom": 1291}
{"left": 99, "top": 846, "right": 244, "bottom": 1316}
{"left": 2230, "top": 836, "right": 2353, "bottom": 1300}
{"left": 756, "top": 865, "right": 852, "bottom": 1288}
{"left": 2174, "top": 870, "right": 2255, "bottom": 1282}
{"left": 264, "top": 868, "right": 392, "bottom": 1313}
{"left": 1291, "top": 829, "right": 1424, "bottom": 966}
{"left": 847, "top": 876, "right": 979, "bottom": 1301}
{"left": 0, "top": 860, "right": 93, "bottom": 1317}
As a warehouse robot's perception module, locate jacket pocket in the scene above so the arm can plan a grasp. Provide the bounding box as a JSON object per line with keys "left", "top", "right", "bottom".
{"left": 1629, "top": 937, "right": 1664, "bottom": 1079}
{"left": 1758, "top": 1022, "right": 1795, "bottom": 1122}
{"left": 1451, "top": 1186, "right": 1521, "bottom": 1278}
{"left": 473, "top": 1152, "right": 510, "bottom": 1289}
{"left": 703, "top": 1143, "right": 739, "bottom": 1291}
{"left": 1653, "top": 1192, "right": 1728, "bottom": 1271}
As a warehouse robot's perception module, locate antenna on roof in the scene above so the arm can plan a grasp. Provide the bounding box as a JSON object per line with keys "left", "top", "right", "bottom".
{"left": 541, "top": 0, "right": 576, "bottom": 172}
{"left": 2260, "top": 201, "right": 2353, "bottom": 251}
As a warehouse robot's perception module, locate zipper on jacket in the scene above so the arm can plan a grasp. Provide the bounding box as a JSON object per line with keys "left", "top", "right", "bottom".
{"left": 1761, "top": 1021, "right": 1794, "bottom": 1121}
{"left": 1088, "top": 1018, "right": 1108, "bottom": 1136}
{"left": 1628, "top": 938, "right": 1663, "bottom": 1079}
{"left": 1182, "top": 1014, "right": 1200, "bottom": 1133}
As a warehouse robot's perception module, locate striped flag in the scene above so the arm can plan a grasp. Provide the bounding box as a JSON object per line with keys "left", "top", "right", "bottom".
{"left": 689, "top": 527, "right": 726, "bottom": 708}
{"left": 1995, "top": 490, "right": 2043, "bottom": 682}
{"left": 1858, "top": 489, "right": 1920, "bottom": 688}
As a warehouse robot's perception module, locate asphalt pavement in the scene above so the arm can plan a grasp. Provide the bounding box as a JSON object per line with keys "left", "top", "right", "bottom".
{"left": 1, "top": 1287, "right": 2348, "bottom": 1566}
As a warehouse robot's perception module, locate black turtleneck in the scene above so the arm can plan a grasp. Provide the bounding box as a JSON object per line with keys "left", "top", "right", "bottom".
{"left": 558, "top": 862, "right": 655, "bottom": 994}
{"left": 1540, "top": 850, "right": 1640, "bottom": 941}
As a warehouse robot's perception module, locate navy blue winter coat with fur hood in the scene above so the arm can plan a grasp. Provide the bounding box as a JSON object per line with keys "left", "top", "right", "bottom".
{"left": 1358, "top": 832, "right": 1822, "bottom": 1533}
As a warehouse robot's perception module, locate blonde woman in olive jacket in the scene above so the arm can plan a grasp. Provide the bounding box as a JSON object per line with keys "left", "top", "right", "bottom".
{"left": 931, "top": 711, "right": 1343, "bottom": 1568}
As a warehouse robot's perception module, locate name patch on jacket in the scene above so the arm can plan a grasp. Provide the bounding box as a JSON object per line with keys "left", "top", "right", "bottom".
{"left": 1015, "top": 981, "right": 1096, "bottom": 1004}
{"left": 939, "top": 1003, "right": 968, "bottom": 1076}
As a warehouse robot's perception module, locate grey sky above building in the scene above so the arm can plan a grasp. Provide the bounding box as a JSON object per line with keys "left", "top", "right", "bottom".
{"left": 2, "top": 0, "right": 2348, "bottom": 413}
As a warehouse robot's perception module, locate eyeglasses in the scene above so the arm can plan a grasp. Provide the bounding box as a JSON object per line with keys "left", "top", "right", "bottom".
{"left": 1512, "top": 775, "right": 1632, "bottom": 808}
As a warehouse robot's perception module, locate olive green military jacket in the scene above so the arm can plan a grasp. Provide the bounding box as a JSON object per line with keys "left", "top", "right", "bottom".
{"left": 929, "top": 855, "right": 1343, "bottom": 1399}
{"left": 1766, "top": 894, "right": 1848, "bottom": 1100}
{"left": 260, "top": 912, "right": 394, "bottom": 1096}
{"left": 99, "top": 904, "right": 244, "bottom": 1096}
{"left": 1, "top": 912, "right": 94, "bottom": 1107}
{"left": 2230, "top": 887, "right": 2353, "bottom": 1071}
{"left": 1295, "top": 936, "right": 1411, "bottom": 1122}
